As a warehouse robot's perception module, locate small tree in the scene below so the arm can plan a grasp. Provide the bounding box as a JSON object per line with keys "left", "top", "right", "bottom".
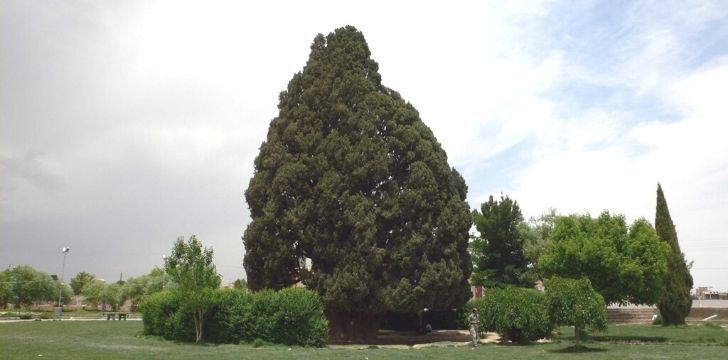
{"left": 470, "top": 194, "right": 532, "bottom": 288}
{"left": 70, "top": 272, "right": 95, "bottom": 296}
{"left": 81, "top": 280, "right": 107, "bottom": 309}
{"left": 165, "top": 235, "right": 221, "bottom": 343}
{"left": 545, "top": 277, "right": 607, "bottom": 348}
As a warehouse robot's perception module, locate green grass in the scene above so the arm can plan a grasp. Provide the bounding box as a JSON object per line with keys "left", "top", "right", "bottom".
{"left": 554, "top": 323, "right": 728, "bottom": 345}
{"left": 0, "top": 321, "right": 726, "bottom": 359}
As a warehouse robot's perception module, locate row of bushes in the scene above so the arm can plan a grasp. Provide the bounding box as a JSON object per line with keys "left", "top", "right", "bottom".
{"left": 464, "top": 278, "right": 607, "bottom": 343}
{"left": 141, "top": 287, "right": 328, "bottom": 346}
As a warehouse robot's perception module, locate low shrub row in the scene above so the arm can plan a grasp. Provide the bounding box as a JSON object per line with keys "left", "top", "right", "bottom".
{"left": 464, "top": 278, "right": 607, "bottom": 343}
{"left": 141, "top": 287, "right": 328, "bottom": 346}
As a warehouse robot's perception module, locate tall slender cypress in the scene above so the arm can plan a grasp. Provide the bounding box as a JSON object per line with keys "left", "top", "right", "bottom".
{"left": 655, "top": 183, "right": 693, "bottom": 325}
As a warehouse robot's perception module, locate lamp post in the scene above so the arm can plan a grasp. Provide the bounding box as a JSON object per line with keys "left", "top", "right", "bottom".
{"left": 56, "top": 247, "right": 70, "bottom": 319}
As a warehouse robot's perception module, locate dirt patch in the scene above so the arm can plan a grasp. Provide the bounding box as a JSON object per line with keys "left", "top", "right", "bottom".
{"left": 332, "top": 329, "right": 500, "bottom": 346}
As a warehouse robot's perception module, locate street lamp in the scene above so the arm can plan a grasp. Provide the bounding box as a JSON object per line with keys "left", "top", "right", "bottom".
{"left": 56, "top": 247, "right": 70, "bottom": 319}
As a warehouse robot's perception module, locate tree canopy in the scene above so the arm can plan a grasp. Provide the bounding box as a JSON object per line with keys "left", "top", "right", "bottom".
{"left": 655, "top": 184, "right": 693, "bottom": 325}
{"left": 0, "top": 265, "right": 70, "bottom": 308}
{"left": 70, "top": 271, "right": 95, "bottom": 295}
{"left": 470, "top": 194, "right": 533, "bottom": 288}
{"left": 243, "top": 26, "right": 472, "bottom": 340}
{"left": 539, "top": 211, "right": 668, "bottom": 305}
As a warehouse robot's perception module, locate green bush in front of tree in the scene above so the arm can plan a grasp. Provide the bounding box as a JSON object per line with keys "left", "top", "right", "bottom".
{"left": 141, "top": 287, "right": 328, "bottom": 347}
{"left": 466, "top": 287, "right": 552, "bottom": 343}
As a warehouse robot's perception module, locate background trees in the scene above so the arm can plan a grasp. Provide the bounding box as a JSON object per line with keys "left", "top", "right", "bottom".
{"left": 0, "top": 265, "right": 64, "bottom": 308}
{"left": 655, "top": 184, "right": 693, "bottom": 325}
{"left": 470, "top": 194, "right": 533, "bottom": 288}
{"left": 70, "top": 272, "right": 95, "bottom": 296}
{"left": 165, "top": 235, "right": 221, "bottom": 343}
{"left": 243, "top": 26, "right": 472, "bottom": 340}
{"left": 539, "top": 211, "right": 669, "bottom": 305}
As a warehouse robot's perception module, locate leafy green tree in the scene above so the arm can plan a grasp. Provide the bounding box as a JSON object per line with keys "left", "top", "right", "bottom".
{"left": 122, "top": 275, "right": 148, "bottom": 311}
{"left": 0, "top": 270, "right": 11, "bottom": 308}
{"left": 3, "top": 265, "right": 57, "bottom": 307}
{"left": 540, "top": 211, "right": 668, "bottom": 305}
{"left": 470, "top": 194, "right": 532, "bottom": 288}
{"left": 70, "top": 272, "right": 95, "bottom": 295}
{"left": 81, "top": 279, "right": 107, "bottom": 309}
{"left": 101, "top": 283, "right": 124, "bottom": 311}
{"left": 655, "top": 184, "right": 693, "bottom": 325}
{"left": 243, "top": 26, "right": 472, "bottom": 340}
{"left": 165, "top": 235, "right": 221, "bottom": 343}
{"left": 520, "top": 208, "right": 558, "bottom": 275}
{"left": 232, "top": 278, "right": 248, "bottom": 290}
{"left": 545, "top": 277, "right": 607, "bottom": 348}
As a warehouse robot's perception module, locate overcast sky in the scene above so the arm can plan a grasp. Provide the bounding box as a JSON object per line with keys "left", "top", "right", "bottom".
{"left": 2, "top": 0, "right": 727, "bottom": 291}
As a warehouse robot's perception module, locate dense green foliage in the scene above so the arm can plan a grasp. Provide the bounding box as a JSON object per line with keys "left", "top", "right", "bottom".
{"left": 539, "top": 211, "right": 669, "bottom": 305}
{"left": 655, "top": 184, "right": 693, "bottom": 325}
{"left": 79, "top": 268, "right": 165, "bottom": 311}
{"left": 120, "top": 268, "right": 166, "bottom": 311}
{"left": 0, "top": 265, "right": 70, "bottom": 308}
{"left": 141, "top": 287, "right": 328, "bottom": 347}
{"left": 165, "top": 235, "right": 221, "bottom": 342}
{"left": 70, "top": 272, "right": 95, "bottom": 295}
{"left": 243, "top": 26, "right": 471, "bottom": 340}
{"left": 545, "top": 277, "right": 607, "bottom": 347}
{"left": 465, "top": 287, "right": 552, "bottom": 343}
{"left": 520, "top": 209, "right": 557, "bottom": 275}
{"left": 470, "top": 195, "right": 533, "bottom": 288}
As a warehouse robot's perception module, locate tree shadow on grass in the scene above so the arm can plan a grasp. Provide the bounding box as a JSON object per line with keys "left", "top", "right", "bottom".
{"left": 548, "top": 345, "right": 607, "bottom": 353}
{"left": 590, "top": 335, "right": 668, "bottom": 343}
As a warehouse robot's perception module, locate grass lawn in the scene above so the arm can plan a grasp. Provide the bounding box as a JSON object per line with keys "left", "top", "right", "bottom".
{"left": 1, "top": 320, "right": 726, "bottom": 359}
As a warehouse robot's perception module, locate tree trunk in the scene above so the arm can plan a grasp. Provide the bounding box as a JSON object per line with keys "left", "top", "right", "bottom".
{"left": 326, "top": 309, "right": 381, "bottom": 343}
{"left": 194, "top": 310, "right": 203, "bottom": 343}
{"left": 574, "top": 326, "right": 581, "bottom": 348}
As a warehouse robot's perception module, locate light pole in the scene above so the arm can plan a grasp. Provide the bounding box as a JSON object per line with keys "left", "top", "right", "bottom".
{"left": 56, "top": 247, "right": 70, "bottom": 319}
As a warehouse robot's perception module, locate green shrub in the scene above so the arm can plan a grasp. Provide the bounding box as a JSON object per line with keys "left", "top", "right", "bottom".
{"left": 19, "top": 313, "right": 32, "bottom": 320}
{"left": 652, "top": 314, "right": 663, "bottom": 325}
{"left": 268, "top": 287, "right": 329, "bottom": 347}
{"left": 141, "top": 287, "right": 328, "bottom": 346}
{"left": 467, "top": 287, "right": 552, "bottom": 343}
{"left": 206, "top": 289, "right": 254, "bottom": 344}
{"left": 140, "top": 291, "right": 190, "bottom": 339}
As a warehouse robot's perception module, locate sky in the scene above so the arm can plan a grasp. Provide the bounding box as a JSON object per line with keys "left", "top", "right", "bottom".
{"left": 2, "top": 0, "right": 727, "bottom": 291}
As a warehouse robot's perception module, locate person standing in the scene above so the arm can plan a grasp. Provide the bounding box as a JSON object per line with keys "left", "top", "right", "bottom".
{"left": 469, "top": 308, "right": 480, "bottom": 347}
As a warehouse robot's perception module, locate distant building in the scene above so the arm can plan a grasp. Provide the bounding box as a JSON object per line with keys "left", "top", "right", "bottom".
{"left": 695, "top": 286, "right": 727, "bottom": 300}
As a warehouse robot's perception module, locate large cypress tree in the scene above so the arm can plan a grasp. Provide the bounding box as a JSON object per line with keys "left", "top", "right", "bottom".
{"left": 243, "top": 26, "right": 472, "bottom": 341}
{"left": 655, "top": 183, "right": 693, "bottom": 325}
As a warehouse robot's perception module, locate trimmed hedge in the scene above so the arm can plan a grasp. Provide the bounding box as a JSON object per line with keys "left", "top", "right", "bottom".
{"left": 465, "top": 287, "right": 553, "bottom": 343}
{"left": 141, "top": 287, "right": 328, "bottom": 346}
